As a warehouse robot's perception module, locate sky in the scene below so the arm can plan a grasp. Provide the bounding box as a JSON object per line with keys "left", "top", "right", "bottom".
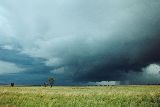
{"left": 0, "top": 0, "right": 160, "bottom": 85}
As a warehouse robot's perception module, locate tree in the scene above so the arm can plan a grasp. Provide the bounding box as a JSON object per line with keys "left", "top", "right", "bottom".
{"left": 48, "top": 77, "right": 55, "bottom": 87}
{"left": 11, "top": 83, "right": 14, "bottom": 87}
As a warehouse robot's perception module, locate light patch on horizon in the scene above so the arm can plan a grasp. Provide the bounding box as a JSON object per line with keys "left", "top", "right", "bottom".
{"left": 87, "top": 81, "right": 120, "bottom": 86}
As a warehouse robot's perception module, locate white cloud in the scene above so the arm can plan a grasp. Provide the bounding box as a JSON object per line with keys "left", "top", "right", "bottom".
{"left": 0, "top": 60, "right": 25, "bottom": 74}
{"left": 140, "top": 64, "right": 160, "bottom": 83}
{"left": 126, "top": 64, "right": 160, "bottom": 84}
{"left": 142, "top": 64, "right": 160, "bottom": 75}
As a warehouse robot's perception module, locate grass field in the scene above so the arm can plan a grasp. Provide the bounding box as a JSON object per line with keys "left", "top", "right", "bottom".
{"left": 0, "top": 85, "right": 160, "bottom": 107}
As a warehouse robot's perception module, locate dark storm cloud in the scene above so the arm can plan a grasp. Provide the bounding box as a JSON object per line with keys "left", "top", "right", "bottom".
{"left": 69, "top": 35, "right": 160, "bottom": 82}
{"left": 0, "top": 0, "right": 160, "bottom": 84}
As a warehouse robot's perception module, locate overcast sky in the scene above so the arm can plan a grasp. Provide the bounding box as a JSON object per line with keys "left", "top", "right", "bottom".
{"left": 0, "top": 0, "right": 160, "bottom": 85}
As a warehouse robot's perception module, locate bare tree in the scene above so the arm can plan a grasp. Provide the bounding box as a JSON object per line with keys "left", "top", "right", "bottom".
{"left": 48, "top": 77, "right": 55, "bottom": 87}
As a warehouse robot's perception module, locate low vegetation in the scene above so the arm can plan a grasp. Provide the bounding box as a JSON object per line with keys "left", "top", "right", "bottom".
{"left": 0, "top": 85, "right": 160, "bottom": 107}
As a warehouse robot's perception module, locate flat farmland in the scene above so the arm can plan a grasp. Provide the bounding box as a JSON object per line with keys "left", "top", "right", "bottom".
{"left": 0, "top": 85, "right": 160, "bottom": 107}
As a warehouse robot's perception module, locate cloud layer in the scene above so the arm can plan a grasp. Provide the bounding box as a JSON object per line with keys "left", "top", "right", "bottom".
{"left": 0, "top": 0, "right": 160, "bottom": 84}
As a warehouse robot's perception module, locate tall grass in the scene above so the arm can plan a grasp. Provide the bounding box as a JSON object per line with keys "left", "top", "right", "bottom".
{"left": 0, "top": 86, "right": 160, "bottom": 107}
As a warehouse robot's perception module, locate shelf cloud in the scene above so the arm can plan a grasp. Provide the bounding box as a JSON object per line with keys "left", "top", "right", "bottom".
{"left": 0, "top": 0, "right": 160, "bottom": 85}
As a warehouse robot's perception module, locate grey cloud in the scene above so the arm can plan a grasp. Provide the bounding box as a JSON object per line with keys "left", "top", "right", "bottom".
{"left": 0, "top": 0, "right": 160, "bottom": 84}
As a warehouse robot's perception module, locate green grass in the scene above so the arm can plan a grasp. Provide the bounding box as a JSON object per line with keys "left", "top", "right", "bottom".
{"left": 0, "top": 85, "right": 160, "bottom": 107}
